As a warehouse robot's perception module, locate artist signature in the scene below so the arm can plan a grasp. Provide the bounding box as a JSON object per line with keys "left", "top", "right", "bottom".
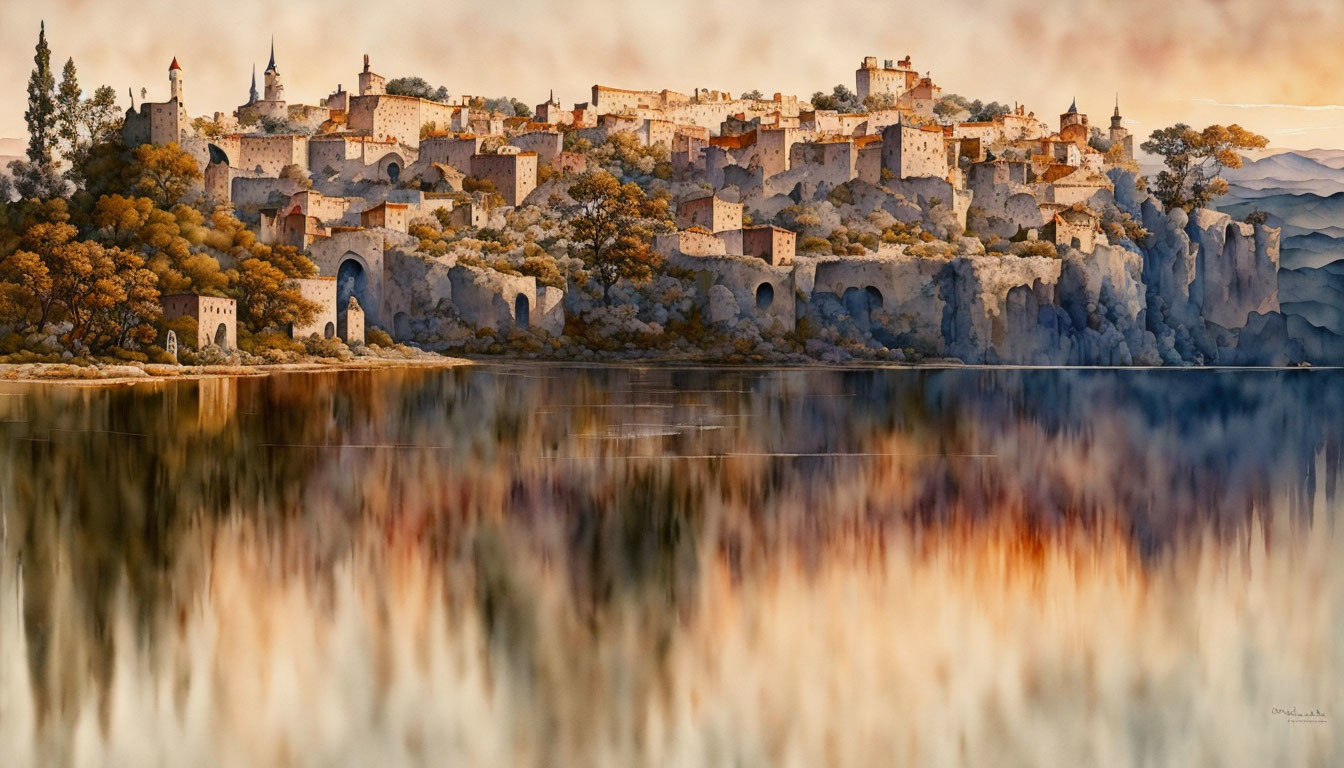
{"left": 1271, "top": 707, "right": 1327, "bottom": 724}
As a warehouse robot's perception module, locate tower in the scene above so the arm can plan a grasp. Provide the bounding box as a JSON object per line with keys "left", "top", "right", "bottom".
{"left": 1059, "top": 98, "right": 1087, "bottom": 133}
{"left": 358, "top": 54, "right": 385, "bottom": 96}
{"left": 1108, "top": 95, "right": 1133, "bottom": 161}
{"left": 1059, "top": 98, "right": 1089, "bottom": 148}
{"left": 168, "top": 57, "right": 183, "bottom": 104}
{"left": 263, "top": 38, "right": 284, "bottom": 102}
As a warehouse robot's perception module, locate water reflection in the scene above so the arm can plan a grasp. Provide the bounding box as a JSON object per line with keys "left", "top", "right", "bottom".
{"left": 0, "top": 365, "right": 1340, "bottom": 766}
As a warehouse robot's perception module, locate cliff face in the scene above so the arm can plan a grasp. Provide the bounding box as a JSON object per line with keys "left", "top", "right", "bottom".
{"left": 1186, "top": 208, "right": 1280, "bottom": 330}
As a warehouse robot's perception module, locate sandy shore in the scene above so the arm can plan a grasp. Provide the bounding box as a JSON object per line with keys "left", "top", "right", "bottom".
{"left": 0, "top": 354, "right": 472, "bottom": 386}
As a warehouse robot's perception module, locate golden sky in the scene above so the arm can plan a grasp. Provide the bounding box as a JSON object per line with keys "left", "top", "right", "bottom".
{"left": 2, "top": 0, "right": 1344, "bottom": 149}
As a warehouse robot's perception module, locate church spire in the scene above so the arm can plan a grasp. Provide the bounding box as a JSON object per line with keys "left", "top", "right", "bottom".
{"left": 249, "top": 63, "right": 258, "bottom": 104}
{"left": 266, "top": 37, "right": 277, "bottom": 74}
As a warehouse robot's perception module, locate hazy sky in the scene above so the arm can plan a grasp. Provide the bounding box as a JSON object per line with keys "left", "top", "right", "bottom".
{"left": 3, "top": 0, "right": 1344, "bottom": 149}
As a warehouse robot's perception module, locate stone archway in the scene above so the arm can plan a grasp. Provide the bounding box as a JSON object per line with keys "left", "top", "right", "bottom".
{"left": 214, "top": 323, "right": 228, "bottom": 349}
{"left": 337, "top": 257, "right": 369, "bottom": 338}
{"left": 324, "top": 322, "right": 335, "bottom": 339}
{"left": 865, "top": 285, "right": 884, "bottom": 310}
{"left": 755, "top": 282, "right": 775, "bottom": 311}
{"left": 842, "top": 286, "right": 883, "bottom": 330}
{"left": 514, "top": 293, "right": 531, "bottom": 329}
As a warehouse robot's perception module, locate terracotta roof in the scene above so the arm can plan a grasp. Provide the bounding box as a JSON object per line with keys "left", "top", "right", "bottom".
{"left": 169, "top": 57, "right": 181, "bottom": 71}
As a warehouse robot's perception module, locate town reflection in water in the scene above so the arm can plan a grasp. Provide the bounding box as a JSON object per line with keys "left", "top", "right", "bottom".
{"left": 0, "top": 365, "right": 1340, "bottom": 767}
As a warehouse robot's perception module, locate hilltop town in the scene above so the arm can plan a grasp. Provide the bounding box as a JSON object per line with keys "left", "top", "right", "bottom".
{"left": 4, "top": 27, "right": 1329, "bottom": 370}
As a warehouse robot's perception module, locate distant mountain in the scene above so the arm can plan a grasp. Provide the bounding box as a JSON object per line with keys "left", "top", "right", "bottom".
{"left": 0, "top": 137, "right": 21, "bottom": 172}
{"left": 1223, "top": 178, "right": 1344, "bottom": 199}
{"left": 1224, "top": 152, "right": 1344, "bottom": 184}
{"left": 1220, "top": 190, "right": 1344, "bottom": 234}
{"left": 1280, "top": 261, "right": 1344, "bottom": 335}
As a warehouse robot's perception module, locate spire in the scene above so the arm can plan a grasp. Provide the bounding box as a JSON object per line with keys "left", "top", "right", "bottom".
{"left": 266, "top": 37, "right": 276, "bottom": 74}
{"left": 1068, "top": 98, "right": 1077, "bottom": 114}
{"left": 249, "top": 63, "right": 258, "bottom": 104}
{"left": 1113, "top": 93, "right": 1121, "bottom": 117}
{"left": 169, "top": 56, "right": 181, "bottom": 71}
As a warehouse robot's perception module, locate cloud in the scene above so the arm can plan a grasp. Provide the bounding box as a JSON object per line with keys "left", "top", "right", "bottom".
{"left": 1192, "top": 99, "right": 1344, "bottom": 112}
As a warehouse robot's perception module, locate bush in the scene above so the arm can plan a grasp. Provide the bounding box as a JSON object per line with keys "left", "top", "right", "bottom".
{"left": 800, "top": 236, "right": 832, "bottom": 253}
{"left": 1010, "top": 240, "right": 1060, "bottom": 259}
{"left": 239, "top": 330, "right": 305, "bottom": 355}
{"left": 366, "top": 326, "right": 394, "bottom": 348}
{"left": 0, "top": 333, "right": 23, "bottom": 355}
{"left": 302, "top": 335, "right": 351, "bottom": 359}
{"left": 162, "top": 315, "right": 199, "bottom": 350}
{"left": 519, "top": 255, "right": 566, "bottom": 289}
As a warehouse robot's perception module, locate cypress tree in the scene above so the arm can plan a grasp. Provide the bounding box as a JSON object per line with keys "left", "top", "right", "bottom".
{"left": 24, "top": 21, "right": 57, "bottom": 165}
{"left": 56, "top": 56, "right": 83, "bottom": 157}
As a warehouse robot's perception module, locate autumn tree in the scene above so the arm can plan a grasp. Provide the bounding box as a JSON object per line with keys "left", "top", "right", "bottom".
{"left": 130, "top": 142, "right": 201, "bottom": 207}
{"left": 232, "top": 256, "right": 319, "bottom": 333}
{"left": 0, "top": 197, "right": 158, "bottom": 348}
{"left": 90, "top": 194, "right": 228, "bottom": 296}
{"left": 1140, "top": 123, "right": 1268, "bottom": 211}
{"left": 566, "top": 170, "right": 667, "bottom": 305}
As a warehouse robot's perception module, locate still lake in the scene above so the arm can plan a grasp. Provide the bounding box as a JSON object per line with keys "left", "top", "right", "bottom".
{"left": 0, "top": 364, "right": 1340, "bottom": 767}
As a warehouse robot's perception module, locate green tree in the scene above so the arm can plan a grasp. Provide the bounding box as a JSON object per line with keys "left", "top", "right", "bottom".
{"left": 1140, "top": 124, "right": 1269, "bottom": 211}
{"left": 386, "top": 76, "right": 450, "bottom": 102}
{"left": 55, "top": 57, "right": 82, "bottom": 159}
{"left": 24, "top": 22, "right": 56, "bottom": 166}
{"left": 566, "top": 170, "right": 666, "bottom": 305}
{"left": 83, "top": 85, "right": 121, "bottom": 144}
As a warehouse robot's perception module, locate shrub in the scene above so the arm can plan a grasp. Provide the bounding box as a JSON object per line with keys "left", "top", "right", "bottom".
{"left": 800, "top": 237, "right": 832, "bottom": 253}
{"left": 365, "top": 326, "right": 395, "bottom": 348}
{"left": 302, "top": 335, "right": 351, "bottom": 359}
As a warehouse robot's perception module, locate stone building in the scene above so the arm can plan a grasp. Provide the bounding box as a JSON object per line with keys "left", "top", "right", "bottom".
{"left": 469, "top": 150, "right": 538, "bottom": 207}
{"left": 290, "top": 277, "right": 338, "bottom": 338}
{"left": 417, "top": 134, "right": 482, "bottom": 174}
{"left": 1052, "top": 206, "right": 1102, "bottom": 253}
{"left": 347, "top": 92, "right": 457, "bottom": 148}
{"left": 239, "top": 134, "right": 308, "bottom": 176}
{"left": 510, "top": 130, "right": 563, "bottom": 165}
{"left": 308, "top": 134, "right": 401, "bottom": 175}
{"left": 881, "top": 123, "right": 947, "bottom": 181}
{"left": 358, "top": 54, "right": 385, "bottom": 96}
{"left": 675, "top": 192, "right": 743, "bottom": 233}
{"left": 718, "top": 226, "right": 795, "bottom": 267}
{"left": 361, "top": 201, "right": 411, "bottom": 232}
{"left": 162, "top": 294, "right": 237, "bottom": 350}
{"left": 855, "top": 56, "right": 920, "bottom": 102}
{"left": 122, "top": 58, "right": 188, "bottom": 147}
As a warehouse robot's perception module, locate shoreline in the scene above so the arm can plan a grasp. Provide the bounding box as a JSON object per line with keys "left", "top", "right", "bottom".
{"left": 0, "top": 354, "right": 471, "bottom": 387}
{"left": 0, "top": 354, "right": 1332, "bottom": 387}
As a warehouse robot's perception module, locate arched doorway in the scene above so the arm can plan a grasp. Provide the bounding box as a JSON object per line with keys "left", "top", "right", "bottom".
{"left": 514, "top": 293, "right": 530, "bottom": 329}
{"left": 214, "top": 323, "right": 228, "bottom": 349}
{"left": 323, "top": 322, "right": 335, "bottom": 339}
{"left": 842, "top": 286, "right": 882, "bottom": 329}
{"left": 386, "top": 162, "right": 401, "bottom": 184}
{"left": 755, "top": 282, "right": 775, "bottom": 310}
{"left": 338, "top": 257, "right": 368, "bottom": 338}
{"left": 864, "top": 286, "right": 884, "bottom": 310}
